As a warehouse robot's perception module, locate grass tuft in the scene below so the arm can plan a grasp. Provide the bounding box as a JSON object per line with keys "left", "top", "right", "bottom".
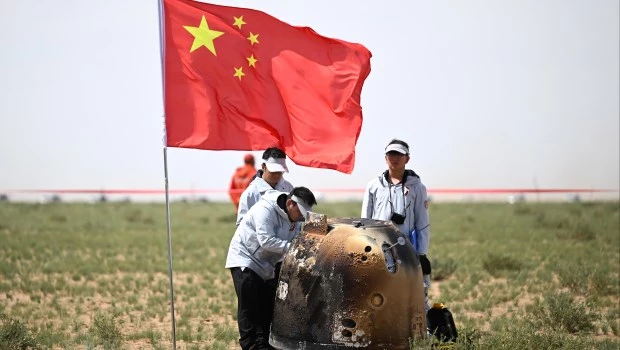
{"left": 556, "top": 262, "right": 590, "bottom": 294}
{"left": 432, "top": 257, "right": 458, "bottom": 281}
{"left": 89, "top": 313, "right": 123, "bottom": 350}
{"left": 0, "top": 313, "right": 40, "bottom": 350}
{"left": 528, "top": 291, "right": 598, "bottom": 334}
{"left": 482, "top": 254, "right": 523, "bottom": 277}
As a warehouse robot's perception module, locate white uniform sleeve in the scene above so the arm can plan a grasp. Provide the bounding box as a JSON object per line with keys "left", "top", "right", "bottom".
{"left": 254, "top": 206, "right": 290, "bottom": 255}
{"left": 236, "top": 188, "right": 260, "bottom": 226}
{"left": 414, "top": 183, "right": 431, "bottom": 255}
{"left": 361, "top": 181, "right": 374, "bottom": 219}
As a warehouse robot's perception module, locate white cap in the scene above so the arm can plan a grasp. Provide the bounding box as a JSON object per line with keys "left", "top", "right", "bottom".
{"left": 291, "top": 195, "right": 313, "bottom": 220}
{"left": 385, "top": 143, "right": 409, "bottom": 155}
{"left": 264, "top": 157, "right": 289, "bottom": 173}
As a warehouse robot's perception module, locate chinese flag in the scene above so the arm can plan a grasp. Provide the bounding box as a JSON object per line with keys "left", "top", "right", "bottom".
{"left": 163, "top": 0, "right": 372, "bottom": 174}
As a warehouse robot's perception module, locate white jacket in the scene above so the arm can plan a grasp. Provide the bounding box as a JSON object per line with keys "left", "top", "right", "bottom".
{"left": 236, "top": 175, "right": 294, "bottom": 226}
{"left": 361, "top": 170, "right": 431, "bottom": 255}
{"left": 225, "top": 190, "right": 298, "bottom": 280}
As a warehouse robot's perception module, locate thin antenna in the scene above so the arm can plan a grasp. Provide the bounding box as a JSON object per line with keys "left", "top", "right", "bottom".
{"left": 383, "top": 236, "right": 407, "bottom": 251}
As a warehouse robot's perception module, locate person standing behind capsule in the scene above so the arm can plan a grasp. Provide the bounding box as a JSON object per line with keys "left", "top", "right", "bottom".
{"left": 229, "top": 154, "right": 257, "bottom": 210}
{"left": 361, "top": 139, "right": 432, "bottom": 314}
{"left": 236, "top": 147, "right": 294, "bottom": 226}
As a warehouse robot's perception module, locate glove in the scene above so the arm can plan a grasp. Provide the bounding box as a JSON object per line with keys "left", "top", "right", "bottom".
{"left": 419, "top": 254, "right": 431, "bottom": 275}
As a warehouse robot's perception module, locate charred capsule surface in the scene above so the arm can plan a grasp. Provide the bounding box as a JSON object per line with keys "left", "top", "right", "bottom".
{"left": 270, "top": 215, "right": 426, "bottom": 349}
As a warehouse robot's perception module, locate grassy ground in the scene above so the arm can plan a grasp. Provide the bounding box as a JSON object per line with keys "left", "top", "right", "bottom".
{"left": 0, "top": 201, "right": 618, "bottom": 349}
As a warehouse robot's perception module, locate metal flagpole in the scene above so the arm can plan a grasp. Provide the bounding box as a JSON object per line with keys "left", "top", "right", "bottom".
{"left": 163, "top": 148, "right": 177, "bottom": 350}
{"left": 158, "top": 0, "right": 177, "bottom": 349}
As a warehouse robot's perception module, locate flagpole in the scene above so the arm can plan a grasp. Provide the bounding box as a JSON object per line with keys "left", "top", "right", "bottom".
{"left": 163, "top": 147, "right": 177, "bottom": 350}
{"left": 158, "top": 0, "right": 177, "bottom": 349}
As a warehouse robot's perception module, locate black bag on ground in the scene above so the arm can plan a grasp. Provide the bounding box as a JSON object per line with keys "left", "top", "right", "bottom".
{"left": 427, "top": 303, "right": 458, "bottom": 342}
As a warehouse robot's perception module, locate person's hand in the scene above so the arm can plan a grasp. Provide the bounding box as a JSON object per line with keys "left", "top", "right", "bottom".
{"left": 419, "top": 254, "right": 431, "bottom": 275}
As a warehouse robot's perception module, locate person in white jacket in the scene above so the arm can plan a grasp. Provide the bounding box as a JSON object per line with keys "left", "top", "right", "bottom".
{"left": 226, "top": 187, "right": 317, "bottom": 350}
{"left": 361, "top": 139, "right": 432, "bottom": 314}
{"left": 236, "top": 147, "right": 294, "bottom": 226}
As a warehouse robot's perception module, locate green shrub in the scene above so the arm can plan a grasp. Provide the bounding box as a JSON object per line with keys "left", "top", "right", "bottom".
{"left": 555, "top": 262, "right": 590, "bottom": 294}
{"left": 0, "top": 314, "right": 40, "bottom": 350}
{"left": 35, "top": 327, "right": 66, "bottom": 348}
{"left": 89, "top": 313, "right": 122, "bottom": 349}
{"left": 513, "top": 204, "right": 532, "bottom": 215}
{"left": 482, "top": 254, "right": 523, "bottom": 277}
{"left": 48, "top": 214, "right": 68, "bottom": 223}
{"left": 606, "top": 308, "right": 620, "bottom": 336}
{"left": 480, "top": 323, "right": 606, "bottom": 350}
{"left": 590, "top": 270, "right": 619, "bottom": 296}
{"left": 528, "top": 292, "right": 598, "bottom": 334}
{"left": 556, "top": 222, "right": 596, "bottom": 241}
{"left": 433, "top": 257, "right": 458, "bottom": 281}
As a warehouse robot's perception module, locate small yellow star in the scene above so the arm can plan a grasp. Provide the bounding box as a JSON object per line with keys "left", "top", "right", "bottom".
{"left": 246, "top": 54, "right": 258, "bottom": 68}
{"left": 234, "top": 66, "right": 245, "bottom": 80}
{"left": 183, "top": 15, "right": 224, "bottom": 55}
{"left": 233, "top": 15, "right": 246, "bottom": 29}
{"left": 247, "top": 32, "right": 259, "bottom": 45}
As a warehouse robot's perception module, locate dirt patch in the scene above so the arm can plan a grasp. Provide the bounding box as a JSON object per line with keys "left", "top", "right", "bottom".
{"left": 3, "top": 271, "right": 239, "bottom": 349}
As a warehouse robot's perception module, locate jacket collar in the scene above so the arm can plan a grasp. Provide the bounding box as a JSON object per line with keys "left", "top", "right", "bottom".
{"left": 381, "top": 169, "right": 420, "bottom": 186}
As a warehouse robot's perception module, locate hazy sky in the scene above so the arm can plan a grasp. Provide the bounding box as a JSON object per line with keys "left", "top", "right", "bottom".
{"left": 1, "top": 0, "right": 618, "bottom": 200}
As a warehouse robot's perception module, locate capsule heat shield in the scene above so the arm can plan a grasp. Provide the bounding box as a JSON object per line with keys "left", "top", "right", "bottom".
{"left": 270, "top": 217, "right": 426, "bottom": 350}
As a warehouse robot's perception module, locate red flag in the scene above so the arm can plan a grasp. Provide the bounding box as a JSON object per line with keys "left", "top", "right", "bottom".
{"left": 163, "top": 0, "right": 372, "bottom": 173}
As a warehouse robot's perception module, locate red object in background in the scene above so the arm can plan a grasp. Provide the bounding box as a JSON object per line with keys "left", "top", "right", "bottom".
{"left": 228, "top": 154, "right": 257, "bottom": 209}
{"left": 163, "top": 0, "right": 372, "bottom": 174}
{"left": 228, "top": 165, "right": 256, "bottom": 209}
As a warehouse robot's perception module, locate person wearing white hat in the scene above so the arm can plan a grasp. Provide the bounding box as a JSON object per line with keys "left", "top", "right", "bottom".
{"left": 361, "top": 138, "right": 433, "bottom": 315}
{"left": 226, "top": 187, "right": 317, "bottom": 350}
{"left": 236, "top": 147, "right": 294, "bottom": 226}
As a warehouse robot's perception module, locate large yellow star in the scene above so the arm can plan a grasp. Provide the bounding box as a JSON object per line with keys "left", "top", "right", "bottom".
{"left": 246, "top": 54, "right": 258, "bottom": 68}
{"left": 247, "top": 32, "right": 259, "bottom": 45}
{"left": 183, "top": 16, "right": 224, "bottom": 55}
{"left": 233, "top": 15, "right": 246, "bottom": 29}
{"left": 234, "top": 66, "right": 245, "bottom": 80}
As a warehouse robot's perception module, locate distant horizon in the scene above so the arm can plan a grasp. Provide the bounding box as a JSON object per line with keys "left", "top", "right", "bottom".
{"left": 3, "top": 186, "right": 618, "bottom": 193}
{"left": 3, "top": 187, "right": 618, "bottom": 204}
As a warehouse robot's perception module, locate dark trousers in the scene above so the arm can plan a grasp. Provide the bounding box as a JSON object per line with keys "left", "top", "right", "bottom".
{"left": 230, "top": 266, "right": 279, "bottom": 350}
